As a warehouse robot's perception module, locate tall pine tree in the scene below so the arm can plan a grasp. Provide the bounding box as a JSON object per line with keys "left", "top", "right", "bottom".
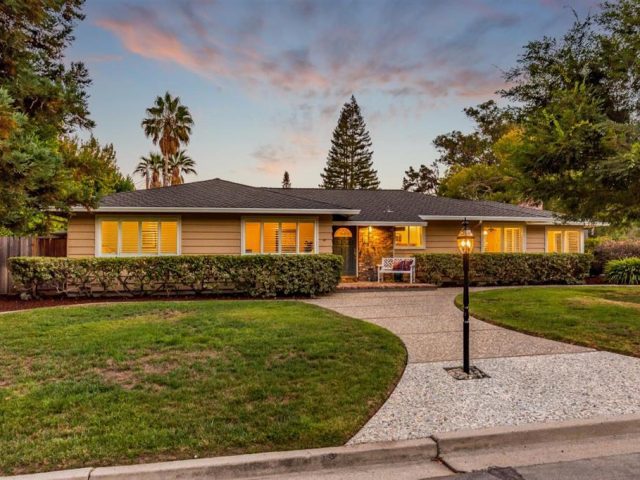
{"left": 320, "top": 96, "right": 379, "bottom": 189}
{"left": 282, "top": 171, "right": 291, "bottom": 188}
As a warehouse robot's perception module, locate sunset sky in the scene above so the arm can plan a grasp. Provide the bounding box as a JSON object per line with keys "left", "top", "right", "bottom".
{"left": 70, "top": 0, "right": 597, "bottom": 189}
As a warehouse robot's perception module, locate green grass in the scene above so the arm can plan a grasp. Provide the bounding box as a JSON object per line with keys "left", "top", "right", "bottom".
{"left": 459, "top": 287, "right": 640, "bottom": 357}
{"left": 0, "top": 301, "right": 406, "bottom": 475}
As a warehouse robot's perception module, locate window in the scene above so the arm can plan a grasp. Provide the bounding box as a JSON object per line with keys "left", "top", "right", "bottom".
{"left": 243, "top": 219, "right": 317, "bottom": 254}
{"left": 482, "top": 226, "right": 523, "bottom": 253}
{"left": 98, "top": 218, "right": 179, "bottom": 256}
{"left": 394, "top": 226, "right": 424, "bottom": 248}
{"left": 547, "top": 229, "right": 582, "bottom": 253}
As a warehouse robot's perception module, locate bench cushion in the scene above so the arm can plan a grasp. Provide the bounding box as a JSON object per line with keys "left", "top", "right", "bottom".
{"left": 391, "top": 259, "right": 413, "bottom": 271}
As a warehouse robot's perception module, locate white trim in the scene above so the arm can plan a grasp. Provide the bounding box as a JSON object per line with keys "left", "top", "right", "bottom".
{"left": 95, "top": 215, "right": 182, "bottom": 257}
{"left": 419, "top": 215, "right": 595, "bottom": 225}
{"left": 240, "top": 216, "right": 319, "bottom": 255}
{"left": 76, "top": 206, "right": 360, "bottom": 215}
{"left": 333, "top": 221, "right": 428, "bottom": 226}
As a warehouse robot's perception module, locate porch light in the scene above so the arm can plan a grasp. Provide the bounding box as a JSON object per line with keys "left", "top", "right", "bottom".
{"left": 457, "top": 218, "right": 474, "bottom": 374}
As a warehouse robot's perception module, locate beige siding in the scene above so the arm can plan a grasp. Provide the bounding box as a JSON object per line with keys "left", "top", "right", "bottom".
{"left": 318, "top": 215, "right": 333, "bottom": 253}
{"left": 421, "top": 221, "right": 482, "bottom": 254}
{"left": 181, "top": 214, "right": 241, "bottom": 254}
{"left": 526, "top": 225, "right": 546, "bottom": 253}
{"left": 67, "top": 214, "right": 95, "bottom": 257}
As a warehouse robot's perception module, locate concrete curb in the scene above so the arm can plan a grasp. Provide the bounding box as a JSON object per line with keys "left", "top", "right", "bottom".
{"left": 3, "top": 438, "right": 437, "bottom": 480}
{"left": 434, "top": 414, "right": 640, "bottom": 473}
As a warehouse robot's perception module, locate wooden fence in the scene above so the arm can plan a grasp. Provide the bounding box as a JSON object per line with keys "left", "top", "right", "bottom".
{"left": 0, "top": 235, "right": 67, "bottom": 295}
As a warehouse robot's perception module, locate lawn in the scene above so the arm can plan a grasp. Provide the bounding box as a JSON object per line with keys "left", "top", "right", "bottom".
{"left": 0, "top": 301, "right": 406, "bottom": 475}
{"left": 462, "top": 287, "right": 640, "bottom": 357}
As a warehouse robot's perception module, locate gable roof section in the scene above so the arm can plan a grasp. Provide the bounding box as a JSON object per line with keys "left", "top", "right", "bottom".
{"left": 80, "top": 178, "right": 359, "bottom": 215}
{"left": 265, "top": 188, "right": 558, "bottom": 223}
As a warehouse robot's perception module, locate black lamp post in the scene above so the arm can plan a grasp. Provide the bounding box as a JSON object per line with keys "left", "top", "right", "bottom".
{"left": 456, "top": 218, "right": 474, "bottom": 375}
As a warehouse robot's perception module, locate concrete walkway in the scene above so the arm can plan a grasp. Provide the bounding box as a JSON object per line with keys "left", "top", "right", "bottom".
{"left": 306, "top": 289, "right": 640, "bottom": 443}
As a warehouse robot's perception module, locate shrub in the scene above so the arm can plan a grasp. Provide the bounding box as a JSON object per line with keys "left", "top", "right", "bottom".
{"left": 414, "top": 253, "right": 592, "bottom": 286}
{"left": 591, "top": 240, "right": 640, "bottom": 275}
{"left": 9, "top": 255, "right": 343, "bottom": 299}
{"left": 605, "top": 257, "right": 640, "bottom": 285}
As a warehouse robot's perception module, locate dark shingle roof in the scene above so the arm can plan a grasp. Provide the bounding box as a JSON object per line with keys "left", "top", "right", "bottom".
{"left": 90, "top": 178, "right": 556, "bottom": 221}
{"left": 93, "top": 179, "right": 356, "bottom": 213}
{"left": 265, "top": 188, "right": 555, "bottom": 222}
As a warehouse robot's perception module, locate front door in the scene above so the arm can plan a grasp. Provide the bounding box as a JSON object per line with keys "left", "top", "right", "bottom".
{"left": 332, "top": 227, "right": 357, "bottom": 276}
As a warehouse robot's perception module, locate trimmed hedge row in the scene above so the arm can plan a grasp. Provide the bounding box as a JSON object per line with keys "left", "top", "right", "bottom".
{"left": 605, "top": 257, "right": 640, "bottom": 285}
{"left": 8, "top": 255, "right": 343, "bottom": 298}
{"left": 414, "top": 253, "right": 592, "bottom": 286}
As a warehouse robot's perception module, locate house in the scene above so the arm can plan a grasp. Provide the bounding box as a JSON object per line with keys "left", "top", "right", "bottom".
{"left": 68, "top": 178, "right": 590, "bottom": 280}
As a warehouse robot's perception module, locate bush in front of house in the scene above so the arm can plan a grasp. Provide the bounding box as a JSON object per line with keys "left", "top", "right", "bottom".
{"left": 590, "top": 240, "right": 640, "bottom": 275}
{"left": 8, "top": 254, "right": 343, "bottom": 299}
{"left": 605, "top": 257, "right": 640, "bottom": 285}
{"left": 414, "top": 253, "right": 592, "bottom": 286}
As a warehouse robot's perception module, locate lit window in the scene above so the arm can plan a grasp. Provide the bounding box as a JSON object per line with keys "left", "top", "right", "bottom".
{"left": 98, "top": 219, "right": 179, "bottom": 256}
{"left": 395, "top": 226, "right": 423, "bottom": 247}
{"left": 482, "top": 226, "right": 523, "bottom": 253}
{"left": 160, "top": 221, "right": 178, "bottom": 254}
{"left": 243, "top": 219, "right": 316, "bottom": 254}
{"left": 244, "top": 222, "right": 261, "bottom": 254}
{"left": 100, "top": 221, "right": 118, "bottom": 255}
{"left": 121, "top": 221, "right": 139, "bottom": 254}
{"left": 299, "top": 222, "right": 315, "bottom": 252}
{"left": 547, "top": 230, "right": 581, "bottom": 253}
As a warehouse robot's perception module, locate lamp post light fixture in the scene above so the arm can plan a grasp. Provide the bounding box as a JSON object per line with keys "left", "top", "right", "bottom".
{"left": 456, "top": 218, "right": 474, "bottom": 375}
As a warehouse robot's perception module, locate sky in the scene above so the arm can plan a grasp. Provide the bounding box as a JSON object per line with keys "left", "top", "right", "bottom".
{"left": 69, "top": 0, "right": 598, "bottom": 189}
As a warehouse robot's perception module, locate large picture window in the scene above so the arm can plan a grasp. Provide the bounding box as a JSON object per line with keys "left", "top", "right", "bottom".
{"left": 394, "top": 226, "right": 424, "bottom": 248}
{"left": 483, "top": 226, "right": 523, "bottom": 253}
{"left": 98, "top": 218, "right": 179, "bottom": 256}
{"left": 243, "top": 219, "right": 317, "bottom": 254}
{"left": 547, "top": 229, "right": 582, "bottom": 253}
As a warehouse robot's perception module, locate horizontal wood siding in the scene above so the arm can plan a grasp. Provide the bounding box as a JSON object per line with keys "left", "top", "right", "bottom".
{"left": 422, "top": 221, "right": 482, "bottom": 254}
{"left": 67, "top": 214, "right": 95, "bottom": 257}
{"left": 181, "top": 214, "right": 241, "bottom": 254}
{"left": 318, "top": 215, "right": 333, "bottom": 254}
{"left": 526, "top": 225, "right": 545, "bottom": 253}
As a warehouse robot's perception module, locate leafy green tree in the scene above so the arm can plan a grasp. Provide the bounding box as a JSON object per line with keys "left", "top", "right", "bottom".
{"left": 135, "top": 153, "right": 163, "bottom": 189}
{"left": 282, "top": 171, "right": 291, "bottom": 189}
{"left": 320, "top": 95, "right": 379, "bottom": 189}
{"left": 169, "top": 149, "right": 196, "bottom": 185}
{"left": 402, "top": 164, "right": 439, "bottom": 194}
{"left": 142, "top": 92, "right": 194, "bottom": 187}
{"left": 513, "top": 84, "right": 640, "bottom": 223}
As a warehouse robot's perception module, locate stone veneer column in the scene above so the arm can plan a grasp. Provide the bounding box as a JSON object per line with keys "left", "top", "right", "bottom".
{"left": 357, "top": 226, "right": 394, "bottom": 281}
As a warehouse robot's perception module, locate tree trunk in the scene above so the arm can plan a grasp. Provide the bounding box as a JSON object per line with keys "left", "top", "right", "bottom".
{"left": 162, "top": 153, "right": 170, "bottom": 187}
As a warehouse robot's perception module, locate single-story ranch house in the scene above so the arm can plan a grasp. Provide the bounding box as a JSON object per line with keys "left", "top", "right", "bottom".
{"left": 68, "top": 178, "right": 590, "bottom": 280}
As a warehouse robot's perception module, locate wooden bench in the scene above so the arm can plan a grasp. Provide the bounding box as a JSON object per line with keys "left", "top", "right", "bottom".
{"left": 377, "top": 257, "right": 415, "bottom": 283}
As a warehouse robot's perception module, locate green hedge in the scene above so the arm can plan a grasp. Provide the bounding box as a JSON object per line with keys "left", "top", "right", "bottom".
{"left": 9, "top": 255, "right": 343, "bottom": 298}
{"left": 414, "top": 253, "right": 592, "bottom": 286}
{"left": 605, "top": 257, "right": 640, "bottom": 285}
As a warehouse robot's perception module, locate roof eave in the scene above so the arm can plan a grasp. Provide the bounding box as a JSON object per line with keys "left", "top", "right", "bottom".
{"left": 71, "top": 206, "right": 361, "bottom": 215}
{"left": 418, "top": 215, "right": 600, "bottom": 226}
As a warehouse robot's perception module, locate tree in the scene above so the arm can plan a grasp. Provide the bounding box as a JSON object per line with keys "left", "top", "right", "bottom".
{"left": 169, "top": 149, "right": 196, "bottom": 185}
{"left": 402, "top": 164, "right": 439, "bottom": 194}
{"left": 141, "top": 92, "right": 194, "bottom": 187}
{"left": 320, "top": 95, "right": 379, "bottom": 189}
{"left": 432, "top": 101, "right": 525, "bottom": 204}
{"left": 134, "top": 153, "right": 163, "bottom": 189}
{"left": 0, "top": 0, "right": 93, "bottom": 134}
{"left": 514, "top": 83, "right": 640, "bottom": 223}
{"left": 282, "top": 171, "right": 291, "bottom": 188}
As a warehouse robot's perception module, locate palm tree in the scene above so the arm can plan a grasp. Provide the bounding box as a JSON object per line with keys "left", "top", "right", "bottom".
{"left": 169, "top": 150, "right": 197, "bottom": 185}
{"left": 141, "top": 92, "right": 194, "bottom": 187}
{"left": 134, "top": 153, "right": 163, "bottom": 189}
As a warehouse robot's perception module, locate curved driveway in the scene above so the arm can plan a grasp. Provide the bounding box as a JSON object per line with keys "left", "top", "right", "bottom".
{"left": 306, "top": 288, "right": 640, "bottom": 444}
